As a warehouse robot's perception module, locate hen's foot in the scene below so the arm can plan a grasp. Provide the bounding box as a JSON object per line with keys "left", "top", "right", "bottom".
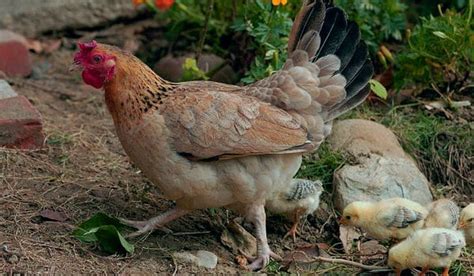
{"left": 245, "top": 249, "right": 282, "bottom": 271}
{"left": 120, "top": 208, "right": 190, "bottom": 238}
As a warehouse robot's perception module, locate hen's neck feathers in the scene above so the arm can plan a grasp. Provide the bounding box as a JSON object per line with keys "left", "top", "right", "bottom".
{"left": 101, "top": 46, "right": 174, "bottom": 123}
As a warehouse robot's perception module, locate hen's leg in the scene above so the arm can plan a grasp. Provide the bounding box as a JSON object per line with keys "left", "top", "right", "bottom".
{"left": 120, "top": 208, "right": 190, "bottom": 237}
{"left": 245, "top": 204, "right": 282, "bottom": 271}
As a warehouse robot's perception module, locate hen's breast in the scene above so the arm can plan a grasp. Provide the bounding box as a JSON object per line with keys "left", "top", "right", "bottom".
{"left": 114, "top": 111, "right": 302, "bottom": 211}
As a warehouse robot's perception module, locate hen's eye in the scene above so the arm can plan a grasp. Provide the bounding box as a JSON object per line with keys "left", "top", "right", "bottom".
{"left": 345, "top": 216, "right": 351, "bottom": 220}
{"left": 92, "top": 55, "right": 102, "bottom": 63}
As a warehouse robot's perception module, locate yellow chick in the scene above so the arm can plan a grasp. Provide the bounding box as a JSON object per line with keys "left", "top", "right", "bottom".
{"left": 388, "top": 228, "right": 466, "bottom": 276}
{"left": 459, "top": 203, "right": 474, "bottom": 246}
{"left": 340, "top": 198, "right": 428, "bottom": 241}
{"left": 424, "top": 199, "right": 460, "bottom": 229}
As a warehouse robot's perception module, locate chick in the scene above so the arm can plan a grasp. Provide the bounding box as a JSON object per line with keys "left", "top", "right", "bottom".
{"left": 424, "top": 199, "right": 460, "bottom": 229}
{"left": 340, "top": 198, "right": 428, "bottom": 241}
{"left": 388, "top": 228, "right": 466, "bottom": 276}
{"left": 459, "top": 203, "right": 474, "bottom": 246}
{"left": 266, "top": 179, "right": 323, "bottom": 241}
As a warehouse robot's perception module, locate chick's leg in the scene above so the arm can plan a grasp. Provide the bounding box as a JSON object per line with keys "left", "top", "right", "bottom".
{"left": 419, "top": 266, "right": 429, "bottom": 276}
{"left": 441, "top": 267, "right": 449, "bottom": 276}
{"left": 245, "top": 204, "right": 282, "bottom": 271}
{"left": 283, "top": 208, "right": 302, "bottom": 242}
{"left": 120, "top": 208, "right": 190, "bottom": 237}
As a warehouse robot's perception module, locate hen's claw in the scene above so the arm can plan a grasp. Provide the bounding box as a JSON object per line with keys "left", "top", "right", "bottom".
{"left": 245, "top": 250, "right": 282, "bottom": 271}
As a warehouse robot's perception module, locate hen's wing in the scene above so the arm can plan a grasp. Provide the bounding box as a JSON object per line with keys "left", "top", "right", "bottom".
{"left": 160, "top": 90, "right": 313, "bottom": 161}
{"left": 377, "top": 205, "right": 425, "bottom": 228}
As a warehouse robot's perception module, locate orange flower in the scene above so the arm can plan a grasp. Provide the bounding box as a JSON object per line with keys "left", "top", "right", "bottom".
{"left": 132, "top": 0, "right": 145, "bottom": 7}
{"left": 155, "top": 0, "right": 174, "bottom": 10}
{"left": 272, "top": 0, "right": 287, "bottom": 6}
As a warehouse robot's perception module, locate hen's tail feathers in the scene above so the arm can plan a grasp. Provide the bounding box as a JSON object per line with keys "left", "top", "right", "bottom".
{"left": 289, "top": 0, "right": 374, "bottom": 122}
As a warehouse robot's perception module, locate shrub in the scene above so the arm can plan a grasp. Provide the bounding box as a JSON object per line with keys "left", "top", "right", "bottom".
{"left": 394, "top": 5, "right": 473, "bottom": 94}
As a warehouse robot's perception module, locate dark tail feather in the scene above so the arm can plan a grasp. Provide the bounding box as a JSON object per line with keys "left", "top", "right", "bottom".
{"left": 288, "top": 0, "right": 374, "bottom": 121}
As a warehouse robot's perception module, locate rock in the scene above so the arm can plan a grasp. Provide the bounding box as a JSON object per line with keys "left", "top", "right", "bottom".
{"left": 0, "top": 30, "right": 32, "bottom": 77}
{"left": 0, "top": 0, "right": 138, "bottom": 37}
{"left": 172, "top": 250, "right": 218, "bottom": 269}
{"left": 0, "top": 80, "right": 18, "bottom": 100}
{"left": 0, "top": 95, "right": 44, "bottom": 149}
{"left": 328, "top": 119, "right": 433, "bottom": 212}
{"left": 154, "top": 54, "right": 238, "bottom": 84}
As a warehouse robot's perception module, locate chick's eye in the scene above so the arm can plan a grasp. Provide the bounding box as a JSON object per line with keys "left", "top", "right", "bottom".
{"left": 469, "top": 218, "right": 474, "bottom": 222}
{"left": 345, "top": 216, "right": 351, "bottom": 220}
{"left": 92, "top": 55, "right": 103, "bottom": 63}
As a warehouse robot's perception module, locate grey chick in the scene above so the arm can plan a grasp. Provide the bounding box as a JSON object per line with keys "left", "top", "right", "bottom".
{"left": 266, "top": 178, "right": 323, "bottom": 241}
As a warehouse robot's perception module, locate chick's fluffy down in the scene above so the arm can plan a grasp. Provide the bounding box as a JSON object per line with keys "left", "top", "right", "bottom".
{"left": 388, "top": 228, "right": 465, "bottom": 271}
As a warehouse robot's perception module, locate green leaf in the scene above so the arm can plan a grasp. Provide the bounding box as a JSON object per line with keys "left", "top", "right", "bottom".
{"left": 95, "top": 225, "right": 135, "bottom": 254}
{"left": 369, "top": 79, "right": 388, "bottom": 99}
{"left": 182, "top": 58, "right": 208, "bottom": 81}
{"left": 432, "top": 31, "right": 449, "bottom": 39}
{"left": 72, "top": 213, "right": 134, "bottom": 254}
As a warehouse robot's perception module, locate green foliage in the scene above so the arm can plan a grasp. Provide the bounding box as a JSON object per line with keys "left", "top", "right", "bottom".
{"left": 369, "top": 79, "right": 388, "bottom": 99}
{"left": 73, "top": 213, "right": 134, "bottom": 254}
{"left": 181, "top": 58, "right": 209, "bottom": 81}
{"left": 394, "top": 5, "right": 473, "bottom": 93}
{"left": 334, "top": 0, "right": 407, "bottom": 53}
{"left": 231, "top": 0, "right": 294, "bottom": 83}
{"left": 297, "top": 143, "right": 345, "bottom": 186}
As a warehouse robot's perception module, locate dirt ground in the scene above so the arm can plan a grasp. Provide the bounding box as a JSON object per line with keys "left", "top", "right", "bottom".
{"left": 1, "top": 38, "right": 473, "bottom": 274}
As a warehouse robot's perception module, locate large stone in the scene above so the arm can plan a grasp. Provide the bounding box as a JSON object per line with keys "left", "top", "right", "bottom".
{"left": 0, "top": 0, "right": 137, "bottom": 37}
{"left": 0, "top": 30, "right": 32, "bottom": 77}
{"left": 0, "top": 95, "right": 44, "bottom": 149}
{"left": 328, "top": 119, "right": 433, "bottom": 212}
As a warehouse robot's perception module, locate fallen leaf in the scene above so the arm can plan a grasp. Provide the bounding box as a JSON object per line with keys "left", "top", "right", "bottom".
{"left": 235, "top": 255, "right": 248, "bottom": 268}
{"left": 339, "top": 225, "right": 362, "bottom": 254}
{"left": 220, "top": 218, "right": 256, "bottom": 257}
{"left": 282, "top": 243, "right": 321, "bottom": 266}
{"left": 39, "top": 209, "right": 68, "bottom": 222}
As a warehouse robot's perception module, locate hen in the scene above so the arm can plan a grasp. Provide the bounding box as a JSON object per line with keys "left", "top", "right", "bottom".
{"left": 340, "top": 198, "right": 428, "bottom": 241}
{"left": 388, "top": 228, "right": 466, "bottom": 276}
{"left": 266, "top": 179, "right": 323, "bottom": 241}
{"left": 72, "top": 0, "right": 373, "bottom": 270}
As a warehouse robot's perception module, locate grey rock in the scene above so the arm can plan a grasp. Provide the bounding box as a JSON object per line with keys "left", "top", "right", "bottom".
{"left": 0, "top": 80, "right": 17, "bottom": 100}
{"left": 328, "top": 119, "right": 433, "bottom": 212}
{"left": 0, "top": 0, "right": 137, "bottom": 37}
{"left": 172, "top": 250, "right": 218, "bottom": 269}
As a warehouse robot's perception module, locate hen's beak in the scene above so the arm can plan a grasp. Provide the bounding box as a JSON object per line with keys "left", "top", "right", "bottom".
{"left": 458, "top": 221, "right": 466, "bottom": 229}
{"left": 69, "top": 62, "right": 82, "bottom": 72}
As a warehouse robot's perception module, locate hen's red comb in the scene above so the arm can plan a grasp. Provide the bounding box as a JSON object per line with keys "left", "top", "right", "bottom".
{"left": 78, "top": 40, "right": 97, "bottom": 51}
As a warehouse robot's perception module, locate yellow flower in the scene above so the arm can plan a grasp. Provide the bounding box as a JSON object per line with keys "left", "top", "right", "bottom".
{"left": 272, "top": 0, "right": 288, "bottom": 6}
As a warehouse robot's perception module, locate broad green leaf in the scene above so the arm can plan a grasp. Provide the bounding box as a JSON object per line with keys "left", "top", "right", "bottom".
{"left": 95, "top": 225, "right": 135, "bottom": 254}
{"left": 369, "top": 79, "right": 388, "bottom": 99}
{"left": 72, "top": 212, "right": 123, "bottom": 241}
{"left": 72, "top": 213, "right": 134, "bottom": 254}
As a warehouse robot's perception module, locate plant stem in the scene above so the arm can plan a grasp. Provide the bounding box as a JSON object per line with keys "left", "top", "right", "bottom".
{"left": 196, "top": 0, "right": 214, "bottom": 61}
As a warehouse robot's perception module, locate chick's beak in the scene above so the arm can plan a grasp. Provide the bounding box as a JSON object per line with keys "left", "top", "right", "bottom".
{"left": 458, "top": 221, "right": 466, "bottom": 229}
{"left": 339, "top": 217, "right": 347, "bottom": 225}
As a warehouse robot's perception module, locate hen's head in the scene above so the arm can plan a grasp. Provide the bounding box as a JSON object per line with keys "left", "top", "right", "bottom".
{"left": 73, "top": 40, "right": 117, "bottom": 89}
